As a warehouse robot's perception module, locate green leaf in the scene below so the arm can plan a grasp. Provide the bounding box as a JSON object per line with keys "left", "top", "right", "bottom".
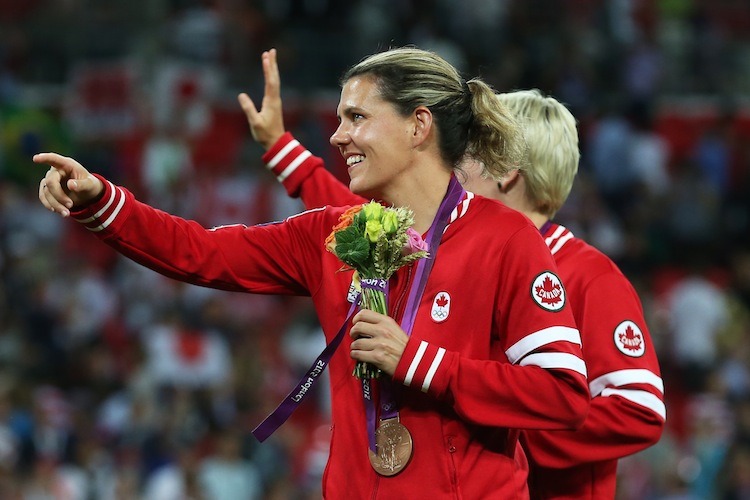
{"left": 335, "top": 237, "right": 371, "bottom": 269}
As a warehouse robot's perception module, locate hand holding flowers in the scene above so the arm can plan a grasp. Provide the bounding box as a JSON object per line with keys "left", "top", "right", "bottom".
{"left": 326, "top": 201, "right": 429, "bottom": 379}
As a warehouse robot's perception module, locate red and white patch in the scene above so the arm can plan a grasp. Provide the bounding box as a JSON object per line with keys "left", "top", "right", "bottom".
{"left": 431, "top": 292, "right": 450, "bottom": 322}
{"left": 531, "top": 271, "right": 566, "bottom": 311}
{"left": 614, "top": 320, "right": 645, "bottom": 357}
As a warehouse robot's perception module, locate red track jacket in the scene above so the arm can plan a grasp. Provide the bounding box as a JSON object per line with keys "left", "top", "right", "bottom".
{"left": 262, "top": 132, "right": 664, "bottom": 499}
{"left": 70, "top": 165, "right": 589, "bottom": 499}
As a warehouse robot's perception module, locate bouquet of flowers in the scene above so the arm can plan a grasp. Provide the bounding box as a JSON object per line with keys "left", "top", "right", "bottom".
{"left": 326, "top": 201, "right": 429, "bottom": 379}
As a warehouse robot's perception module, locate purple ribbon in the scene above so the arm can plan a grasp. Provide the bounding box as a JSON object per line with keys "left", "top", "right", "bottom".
{"left": 253, "top": 176, "right": 466, "bottom": 444}
{"left": 252, "top": 298, "right": 357, "bottom": 441}
{"left": 366, "top": 176, "right": 465, "bottom": 450}
{"left": 252, "top": 278, "right": 390, "bottom": 442}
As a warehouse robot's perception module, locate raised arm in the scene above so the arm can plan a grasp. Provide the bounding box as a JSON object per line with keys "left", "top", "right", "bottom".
{"left": 238, "top": 48, "right": 365, "bottom": 210}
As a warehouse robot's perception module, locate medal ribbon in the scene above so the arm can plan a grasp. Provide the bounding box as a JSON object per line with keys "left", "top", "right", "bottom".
{"left": 253, "top": 176, "right": 465, "bottom": 444}
{"left": 251, "top": 258, "right": 392, "bottom": 441}
{"left": 366, "top": 176, "right": 465, "bottom": 451}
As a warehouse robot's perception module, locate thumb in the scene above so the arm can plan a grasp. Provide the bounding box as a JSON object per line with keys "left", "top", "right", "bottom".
{"left": 67, "top": 176, "right": 100, "bottom": 193}
{"left": 238, "top": 93, "right": 259, "bottom": 121}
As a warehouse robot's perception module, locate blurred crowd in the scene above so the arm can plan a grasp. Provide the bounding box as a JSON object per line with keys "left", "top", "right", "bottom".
{"left": 1, "top": 0, "right": 750, "bottom": 498}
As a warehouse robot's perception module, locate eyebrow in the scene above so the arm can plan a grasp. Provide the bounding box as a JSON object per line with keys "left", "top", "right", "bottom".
{"left": 337, "top": 106, "right": 364, "bottom": 121}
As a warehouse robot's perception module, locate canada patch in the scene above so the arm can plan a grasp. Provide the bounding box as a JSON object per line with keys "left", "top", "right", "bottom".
{"left": 614, "top": 320, "right": 645, "bottom": 357}
{"left": 431, "top": 292, "right": 450, "bottom": 322}
{"left": 531, "top": 271, "right": 566, "bottom": 311}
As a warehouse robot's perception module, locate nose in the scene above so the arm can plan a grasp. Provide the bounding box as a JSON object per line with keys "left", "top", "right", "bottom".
{"left": 329, "top": 122, "right": 349, "bottom": 148}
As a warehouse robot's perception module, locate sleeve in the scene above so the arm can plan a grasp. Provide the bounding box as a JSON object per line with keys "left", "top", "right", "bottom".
{"left": 262, "top": 132, "right": 367, "bottom": 209}
{"left": 70, "top": 175, "right": 329, "bottom": 297}
{"left": 392, "top": 224, "right": 591, "bottom": 431}
{"left": 521, "top": 271, "right": 666, "bottom": 467}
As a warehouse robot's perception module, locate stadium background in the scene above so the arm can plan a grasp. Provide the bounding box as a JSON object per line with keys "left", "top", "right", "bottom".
{"left": 1, "top": 0, "right": 750, "bottom": 498}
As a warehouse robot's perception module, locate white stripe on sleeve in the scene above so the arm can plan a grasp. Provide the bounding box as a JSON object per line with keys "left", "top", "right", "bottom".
{"left": 87, "top": 185, "right": 126, "bottom": 232}
{"left": 403, "top": 341, "right": 428, "bottom": 387}
{"left": 601, "top": 388, "right": 667, "bottom": 420}
{"left": 589, "top": 369, "right": 664, "bottom": 397}
{"left": 266, "top": 139, "right": 300, "bottom": 169}
{"left": 421, "top": 347, "right": 446, "bottom": 393}
{"left": 276, "top": 150, "right": 312, "bottom": 182}
{"left": 505, "top": 326, "right": 581, "bottom": 364}
{"left": 77, "top": 180, "right": 119, "bottom": 224}
{"left": 519, "top": 352, "right": 587, "bottom": 377}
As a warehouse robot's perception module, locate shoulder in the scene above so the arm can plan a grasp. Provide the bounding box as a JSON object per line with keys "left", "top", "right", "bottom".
{"left": 547, "top": 224, "right": 635, "bottom": 290}
{"left": 462, "top": 194, "right": 537, "bottom": 234}
{"left": 284, "top": 204, "right": 354, "bottom": 226}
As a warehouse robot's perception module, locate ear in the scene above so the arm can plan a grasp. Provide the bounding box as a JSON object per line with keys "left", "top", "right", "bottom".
{"left": 412, "top": 106, "right": 433, "bottom": 147}
{"left": 498, "top": 169, "right": 521, "bottom": 192}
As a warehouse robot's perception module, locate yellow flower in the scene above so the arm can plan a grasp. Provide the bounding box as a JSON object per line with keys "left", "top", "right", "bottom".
{"left": 365, "top": 219, "right": 382, "bottom": 242}
{"left": 381, "top": 210, "right": 398, "bottom": 235}
{"left": 362, "top": 201, "right": 383, "bottom": 221}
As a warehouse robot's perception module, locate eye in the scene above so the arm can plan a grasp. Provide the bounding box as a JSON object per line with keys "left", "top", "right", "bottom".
{"left": 352, "top": 113, "right": 364, "bottom": 122}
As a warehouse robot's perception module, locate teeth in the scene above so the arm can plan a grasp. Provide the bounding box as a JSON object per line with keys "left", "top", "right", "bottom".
{"left": 347, "top": 155, "right": 364, "bottom": 166}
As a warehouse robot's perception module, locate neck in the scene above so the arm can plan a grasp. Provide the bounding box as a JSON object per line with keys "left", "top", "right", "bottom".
{"left": 382, "top": 170, "right": 453, "bottom": 234}
{"left": 528, "top": 212, "right": 550, "bottom": 231}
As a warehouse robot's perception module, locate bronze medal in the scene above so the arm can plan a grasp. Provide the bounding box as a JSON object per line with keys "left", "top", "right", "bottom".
{"left": 368, "top": 418, "right": 413, "bottom": 476}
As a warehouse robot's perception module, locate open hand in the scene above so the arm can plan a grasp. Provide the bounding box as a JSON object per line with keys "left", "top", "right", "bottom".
{"left": 238, "top": 48, "right": 285, "bottom": 150}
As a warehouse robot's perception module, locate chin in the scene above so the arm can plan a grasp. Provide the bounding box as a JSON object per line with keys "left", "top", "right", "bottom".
{"left": 350, "top": 181, "right": 379, "bottom": 201}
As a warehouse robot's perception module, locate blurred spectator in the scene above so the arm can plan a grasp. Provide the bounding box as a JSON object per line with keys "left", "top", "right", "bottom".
{"left": 197, "top": 428, "right": 263, "bottom": 500}
{"left": 665, "top": 265, "right": 730, "bottom": 392}
{"left": 628, "top": 99, "right": 671, "bottom": 198}
{"left": 665, "top": 159, "right": 722, "bottom": 254}
{"left": 141, "top": 311, "right": 231, "bottom": 391}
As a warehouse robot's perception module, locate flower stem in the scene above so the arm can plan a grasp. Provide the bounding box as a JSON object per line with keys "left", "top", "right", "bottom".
{"left": 354, "top": 287, "right": 387, "bottom": 379}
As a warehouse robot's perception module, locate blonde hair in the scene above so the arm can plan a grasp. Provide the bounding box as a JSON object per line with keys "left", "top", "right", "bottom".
{"left": 498, "top": 90, "right": 579, "bottom": 218}
{"left": 342, "top": 47, "right": 524, "bottom": 179}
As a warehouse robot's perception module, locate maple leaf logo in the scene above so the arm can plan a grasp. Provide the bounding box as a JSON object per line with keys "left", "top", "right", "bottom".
{"left": 618, "top": 325, "right": 643, "bottom": 352}
{"left": 530, "top": 272, "right": 566, "bottom": 311}
{"left": 436, "top": 294, "right": 448, "bottom": 308}
{"left": 613, "top": 321, "right": 646, "bottom": 357}
{"left": 431, "top": 291, "right": 451, "bottom": 322}
{"left": 535, "top": 276, "right": 563, "bottom": 305}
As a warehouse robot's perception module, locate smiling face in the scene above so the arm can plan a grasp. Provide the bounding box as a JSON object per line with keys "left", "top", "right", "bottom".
{"left": 329, "top": 75, "right": 416, "bottom": 201}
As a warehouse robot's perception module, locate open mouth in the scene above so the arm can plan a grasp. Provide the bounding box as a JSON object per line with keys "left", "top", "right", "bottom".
{"left": 346, "top": 155, "right": 365, "bottom": 167}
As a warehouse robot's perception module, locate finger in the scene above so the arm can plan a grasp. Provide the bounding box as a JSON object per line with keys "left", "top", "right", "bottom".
{"left": 237, "top": 93, "right": 259, "bottom": 123}
{"left": 352, "top": 308, "right": 387, "bottom": 325}
{"left": 37, "top": 159, "right": 76, "bottom": 211}
{"left": 66, "top": 175, "right": 102, "bottom": 194}
{"left": 349, "top": 320, "right": 371, "bottom": 340}
{"left": 38, "top": 179, "right": 53, "bottom": 212}
{"left": 349, "top": 310, "right": 392, "bottom": 340}
{"left": 264, "top": 48, "right": 281, "bottom": 100}
{"left": 41, "top": 178, "right": 72, "bottom": 217}
{"left": 33, "top": 152, "right": 77, "bottom": 175}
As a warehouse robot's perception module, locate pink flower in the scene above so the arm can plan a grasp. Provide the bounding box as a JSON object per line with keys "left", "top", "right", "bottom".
{"left": 403, "top": 228, "right": 428, "bottom": 255}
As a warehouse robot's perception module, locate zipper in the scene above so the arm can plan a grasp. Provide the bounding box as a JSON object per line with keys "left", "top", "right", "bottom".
{"left": 447, "top": 436, "right": 459, "bottom": 497}
{"left": 370, "top": 475, "right": 380, "bottom": 500}
{"left": 369, "top": 264, "right": 412, "bottom": 500}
